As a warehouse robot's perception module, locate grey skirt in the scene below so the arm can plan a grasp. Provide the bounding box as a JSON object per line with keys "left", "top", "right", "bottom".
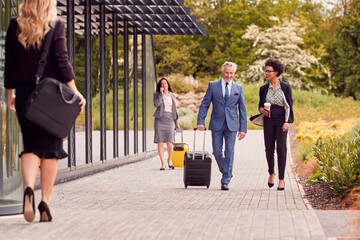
{"left": 154, "top": 112, "right": 175, "bottom": 143}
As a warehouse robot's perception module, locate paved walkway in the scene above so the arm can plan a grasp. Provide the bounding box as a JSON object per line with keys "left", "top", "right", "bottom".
{"left": 0, "top": 130, "right": 359, "bottom": 239}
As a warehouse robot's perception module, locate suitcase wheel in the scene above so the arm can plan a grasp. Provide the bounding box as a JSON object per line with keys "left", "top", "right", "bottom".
{"left": 185, "top": 184, "right": 188, "bottom": 189}
{"left": 206, "top": 185, "right": 209, "bottom": 189}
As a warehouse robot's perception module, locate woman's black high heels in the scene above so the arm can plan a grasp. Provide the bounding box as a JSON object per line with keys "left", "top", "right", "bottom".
{"left": 23, "top": 187, "right": 35, "bottom": 222}
{"left": 277, "top": 181, "right": 285, "bottom": 191}
{"left": 38, "top": 201, "right": 52, "bottom": 222}
{"left": 267, "top": 174, "right": 275, "bottom": 188}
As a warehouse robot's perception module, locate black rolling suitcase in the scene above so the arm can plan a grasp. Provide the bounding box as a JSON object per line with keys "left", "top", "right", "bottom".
{"left": 184, "top": 127, "right": 212, "bottom": 189}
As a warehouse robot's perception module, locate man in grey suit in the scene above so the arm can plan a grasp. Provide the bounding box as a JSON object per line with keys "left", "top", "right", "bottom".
{"left": 197, "top": 61, "right": 247, "bottom": 190}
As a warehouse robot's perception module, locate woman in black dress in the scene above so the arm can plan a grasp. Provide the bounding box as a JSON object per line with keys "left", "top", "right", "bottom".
{"left": 4, "top": 0, "right": 86, "bottom": 222}
{"left": 258, "top": 59, "right": 294, "bottom": 191}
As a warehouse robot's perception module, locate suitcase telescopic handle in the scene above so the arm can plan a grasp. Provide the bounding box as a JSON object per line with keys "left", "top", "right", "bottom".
{"left": 193, "top": 127, "right": 206, "bottom": 160}
{"left": 175, "top": 127, "right": 184, "bottom": 143}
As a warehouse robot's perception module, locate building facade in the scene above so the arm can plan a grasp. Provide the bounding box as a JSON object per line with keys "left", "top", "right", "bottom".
{"left": 0, "top": 0, "right": 206, "bottom": 215}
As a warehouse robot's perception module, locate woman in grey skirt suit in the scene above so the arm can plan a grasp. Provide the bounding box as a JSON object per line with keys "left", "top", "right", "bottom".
{"left": 153, "top": 78, "right": 180, "bottom": 170}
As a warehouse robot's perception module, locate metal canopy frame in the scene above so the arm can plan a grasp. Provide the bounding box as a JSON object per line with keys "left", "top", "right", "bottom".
{"left": 56, "top": 0, "right": 206, "bottom": 165}
{"left": 57, "top": 0, "right": 207, "bottom": 36}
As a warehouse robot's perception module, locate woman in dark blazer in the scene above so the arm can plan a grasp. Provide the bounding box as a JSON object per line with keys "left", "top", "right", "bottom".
{"left": 5, "top": 0, "right": 85, "bottom": 222}
{"left": 258, "top": 58, "right": 294, "bottom": 190}
{"left": 153, "top": 78, "right": 180, "bottom": 170}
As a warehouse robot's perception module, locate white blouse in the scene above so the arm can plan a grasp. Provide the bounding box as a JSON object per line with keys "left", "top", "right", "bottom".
{"left": 163, "top": 94, "right": 173, "bottom": 112}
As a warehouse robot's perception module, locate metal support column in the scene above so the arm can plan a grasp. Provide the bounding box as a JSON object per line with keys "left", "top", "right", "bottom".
{"left": 133, "top": 28, "right": 138, "bottom": 154}
{"left": 84, "top": 0, "right": 92, "bottom": 164}
{"left": 124, "top": 21, "right": 129, "bottom": 156}
{"left": 4, "top": 0, "right": 11, "bottom": 29}
{"left": 5, "top": 111, "right": 10, "bottom": 177}
{"left": 100, "top": 4, "right": 106, "bottom": 161}
{"left": 113, "top": 14, "right": 119, "bottom": 158}
{"left": 141, "top": 34, "right": 146, "bottom": 152}
{"left": 67, "top": 0, "right": 76, "bottom": 168}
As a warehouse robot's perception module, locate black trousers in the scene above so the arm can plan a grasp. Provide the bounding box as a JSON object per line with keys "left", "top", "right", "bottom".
{"left": 263, "top": 105, "right": 287, "bottom": 179}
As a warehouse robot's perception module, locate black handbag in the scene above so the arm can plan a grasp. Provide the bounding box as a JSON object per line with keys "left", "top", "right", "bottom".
{"left": 22, "top": 26, "right": 81, "bottom": 139}
{"left": 249, "top": 113, "right": 264, "bottom": 126}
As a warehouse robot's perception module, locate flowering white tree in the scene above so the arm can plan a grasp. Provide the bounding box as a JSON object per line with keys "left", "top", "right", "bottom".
{"left": 239, "top": 17, "right": 329, "bottom": 89}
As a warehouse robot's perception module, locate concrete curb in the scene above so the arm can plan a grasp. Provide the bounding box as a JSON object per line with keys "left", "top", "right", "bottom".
{"left": 287, "top": 132, "right": 313, "bottom": 210}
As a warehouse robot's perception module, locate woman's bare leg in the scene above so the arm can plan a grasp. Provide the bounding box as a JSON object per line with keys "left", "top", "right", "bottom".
{"left": 40, "top": 158, "right": 58, "bottom": 205}
{"left": 157, "top": 142, "right": 165, "bottom": 168}
{"left": 21, "top": 153, "right": 40, "bottom": 189}
{"left": 166, "top": 142, "right": 174, "bottom": 166}
{"left": 21, "top": 153, "right": 40, "bottom": 222}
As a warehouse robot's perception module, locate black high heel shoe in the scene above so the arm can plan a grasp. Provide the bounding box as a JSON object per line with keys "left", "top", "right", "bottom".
{"left": 23, "top": 187, "right": 35, "bottom": 222}
{"left": 268, "top": 174, "right": 275, "bottom": 188}
{"left": 277, "top": 181, "right": 285, "bottom": 191}
{"left": 168, "top": 165, "right": 175, "bottom": 169}
{"left": 38, "top": 201, "right": 52, "bottom": 222}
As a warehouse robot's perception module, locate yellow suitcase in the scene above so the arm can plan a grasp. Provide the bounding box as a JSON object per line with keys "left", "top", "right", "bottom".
{"left": 171, "top": 128, "right": 189, "bottom": 168}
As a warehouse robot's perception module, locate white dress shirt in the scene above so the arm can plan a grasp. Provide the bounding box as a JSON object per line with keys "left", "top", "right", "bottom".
{"left": 221, "top": 78, "right": 232, "bottom": 97}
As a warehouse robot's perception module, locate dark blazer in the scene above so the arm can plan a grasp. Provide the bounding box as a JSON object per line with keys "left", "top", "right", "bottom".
{"left": 259, "top": 81, "right": 294, "bottom": 123}
{"left": 153, "top": 92, "right": 179, "bottom": 125}
{"left": 5, "top": 18, "right": 75, "bottom": 89}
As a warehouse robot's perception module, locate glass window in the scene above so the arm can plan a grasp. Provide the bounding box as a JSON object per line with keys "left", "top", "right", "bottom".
{"left": 0, "top": 0, "right": 24, "bottom": 216}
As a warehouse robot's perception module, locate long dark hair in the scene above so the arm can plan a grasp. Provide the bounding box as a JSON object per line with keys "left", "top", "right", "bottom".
{"left": 156, "top": 78, "right": 173, "bottom": 93}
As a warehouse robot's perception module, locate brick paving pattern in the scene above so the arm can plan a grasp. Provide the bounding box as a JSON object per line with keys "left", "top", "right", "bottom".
{"left": 0, "top": 130, "right": 359, "bottom": 239}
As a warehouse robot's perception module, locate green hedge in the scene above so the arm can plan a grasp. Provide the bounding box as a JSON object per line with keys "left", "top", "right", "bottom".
{"left": 178, "top": 107, "right": 196, "bottom": 130}
{"left": 311, "top": 130, "right": 360, "bottom": 195}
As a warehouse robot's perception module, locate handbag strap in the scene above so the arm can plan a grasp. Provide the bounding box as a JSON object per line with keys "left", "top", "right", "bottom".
{"left": 35, "top": 24, "right": 56, "bottom": 85}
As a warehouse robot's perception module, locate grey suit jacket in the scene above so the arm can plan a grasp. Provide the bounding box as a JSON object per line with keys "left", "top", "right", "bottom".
{"left": 153, "top": 92, "right": 179, "bottom": 125}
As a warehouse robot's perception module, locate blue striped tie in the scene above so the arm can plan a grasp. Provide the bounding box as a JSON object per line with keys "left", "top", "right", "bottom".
{"left": 224, "top": 82, "right": 229, "bottom": 102}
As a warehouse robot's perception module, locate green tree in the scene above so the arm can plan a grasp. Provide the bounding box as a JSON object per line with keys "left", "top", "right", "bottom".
{"left": 241, "top": 17, "right": 329, "bottom": 90}
{"left": 324, "top": 0, "right": 360, "bottom": 99}
{"left": 154, "top": 35, "right": 199, "bottom": 76}
{"left": 74, "top": 34, "right": 113, "bottom": 97}
{"left": 154, "top": 0, "right": 329, "bottom": 80}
